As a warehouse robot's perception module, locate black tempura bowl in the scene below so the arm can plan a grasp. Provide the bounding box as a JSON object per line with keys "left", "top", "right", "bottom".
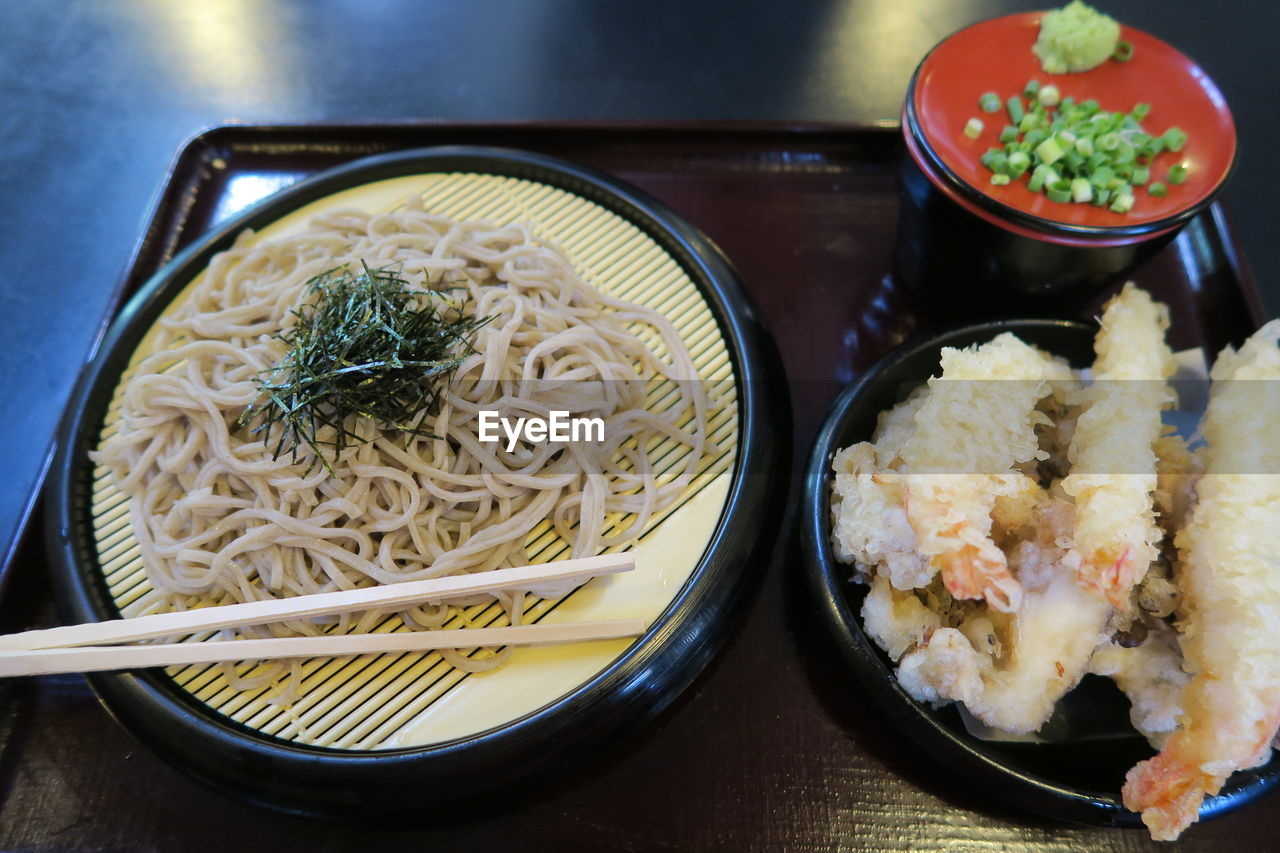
{"left": 800, "top": 319, "right": 1280, "bottom": 829}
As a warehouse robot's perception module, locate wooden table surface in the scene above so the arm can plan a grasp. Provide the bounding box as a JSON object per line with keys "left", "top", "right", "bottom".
{"left": 1, "top": 2, "right": 1278, "bottom": 850}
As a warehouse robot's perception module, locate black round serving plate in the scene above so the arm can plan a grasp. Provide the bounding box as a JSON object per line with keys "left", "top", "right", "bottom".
{"left": 800, "top": 319, "right": 1280, "bottom": 828}
{"left": 44, "top": 146, "right": 790, "bottom": 818}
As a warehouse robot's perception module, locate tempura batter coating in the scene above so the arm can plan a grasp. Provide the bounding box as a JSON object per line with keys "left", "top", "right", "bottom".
{"left": 831, "top": 391, "right": 931, "bottom": 589}
{"left": 1062, "top": 284, "right": 1176, "bottom": 608}
{"left": 860, "top": 574, "right": 941, "bottom": 662}
{"left": 1090, "top": 621, "right": 1189, "bottom": 749}
{"left": 1153, "top": 430, "right": 1201, "bottom": 535}
{"left": 900, "top": 334, "right": 1072, "bottom": 612}
{"left": 898, "top": 491, "right": 1111, "bottom": 734}
{"left": 1123, "top": 320, "right": 1280, "bottom": 841}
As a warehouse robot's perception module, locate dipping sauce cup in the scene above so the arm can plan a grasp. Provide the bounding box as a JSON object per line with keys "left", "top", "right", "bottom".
{"left": 895, "top": 12, "right": 1236, "bottom": 316}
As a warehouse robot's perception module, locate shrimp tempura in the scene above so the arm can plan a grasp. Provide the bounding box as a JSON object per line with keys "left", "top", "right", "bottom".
{"left": 1122, "top": 320, "right": 1280, "bottom": 841}
{"left": 1062, "top": 284, "right": 1176, "bottom": 608}
{"left": 900, "top": 333, "right": 1071, "bottom": 612}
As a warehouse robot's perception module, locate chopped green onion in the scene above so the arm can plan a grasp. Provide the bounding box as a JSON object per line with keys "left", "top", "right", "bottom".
{"left": 964, "top": 79, "right": 1189, "bottom": 214}
{"left": 1163, "top": 127, "right": 1187, "bottom": 152}
{"left": 1141, "top": 137, "right": 1166, "bottom": 158}
{"left": 1071, "top": 177, "right": 1093, "bottom": 203}
{"left": 1036, "top": 136, "right": 1066, "bottom": 165}
{"left": 1047, "top": 185, "right": 1072, "bottom": 203}
{"left": 1007, "top": 96, "right": 1025, "bottom": 124}
{"left": 1113, "top": 40, "right": 1134, "bottom": 62}
{"left": 980, "top": 148, "right": 1006, "bottom": 172}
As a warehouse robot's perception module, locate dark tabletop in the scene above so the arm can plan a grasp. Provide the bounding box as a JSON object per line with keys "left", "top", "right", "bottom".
{"left": 1, "top": 2, "right": 1278, "bottom": 850}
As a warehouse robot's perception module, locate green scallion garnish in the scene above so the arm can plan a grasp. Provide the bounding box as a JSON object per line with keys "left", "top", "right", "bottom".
{"left": 1007, "top": 96, "right": 1025, "bottom": 125}
{"left": 968, "top": 80, "right": 1191, "bottom": 214}
{"left": 1163, "top": 127, "right": 1188, "bottom": 152}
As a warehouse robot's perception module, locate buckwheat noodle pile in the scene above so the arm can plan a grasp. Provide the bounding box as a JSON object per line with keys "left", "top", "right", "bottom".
{"left": 93, "top": 200, "right": 711, "bottom": 688}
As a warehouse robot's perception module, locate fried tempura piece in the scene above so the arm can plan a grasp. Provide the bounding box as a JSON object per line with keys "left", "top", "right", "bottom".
{"left": 900, "top": 333, "right": 1071, "bottom": 612}
{"left": 898, "top": 491, "right": 1112, "bottom": 734}
{"left": 860, "top": 574, "right": 941, "bottom": 662}
{"left": 832, "top": 443, "right": 930, "bottom": 589}
{"left": 1090, "top": 620, "right": 1189, "bottom": 749}
{"left": 1062, "top": 284, "right": 1176, "bottom": 609}
{"left": 1128, "top": 431, "right": 1202, "bottom": 620}
{"left": 1153, "top": 429, "right": 1202, "bottom": 535}
{"left": 1123, "top": 320, "right": 1280, "bottom": 841}
{"left": 831, "top": 391, "right": 931, "bottom": 589}
{"left": 896, "top": 623, "right": 986, "bottom": 708}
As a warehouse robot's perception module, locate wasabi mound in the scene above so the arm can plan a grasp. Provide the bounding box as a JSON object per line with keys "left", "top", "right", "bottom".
{"left": 1033, "top": 1, "right": 1121, "bottom": 74}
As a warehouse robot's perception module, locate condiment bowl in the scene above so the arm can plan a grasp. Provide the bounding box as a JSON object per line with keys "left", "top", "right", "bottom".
{"left": 895, "top": 12, "right": 1237, "bottom": 316}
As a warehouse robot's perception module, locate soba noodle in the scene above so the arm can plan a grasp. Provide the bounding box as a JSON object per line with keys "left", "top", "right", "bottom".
{"left": 93, "top": 199, "right": 710, "bottom": 685}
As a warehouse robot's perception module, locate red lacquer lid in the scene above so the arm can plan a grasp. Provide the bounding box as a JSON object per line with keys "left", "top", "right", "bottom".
{"left": 907, "top": 11, "right": 1236, "bottom": 237}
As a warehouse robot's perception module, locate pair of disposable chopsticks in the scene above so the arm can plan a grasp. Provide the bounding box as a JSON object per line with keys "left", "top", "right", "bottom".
{"left": 0, "top": 554, "right": 644, "bottom": 678}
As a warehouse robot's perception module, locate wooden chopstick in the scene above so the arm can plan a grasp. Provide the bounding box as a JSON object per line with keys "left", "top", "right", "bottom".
{"left": 0, "top": 619, "right": 648, "bottom": 678}
{"left": 0, "top": 553, "right": 634, "bottom": 652}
